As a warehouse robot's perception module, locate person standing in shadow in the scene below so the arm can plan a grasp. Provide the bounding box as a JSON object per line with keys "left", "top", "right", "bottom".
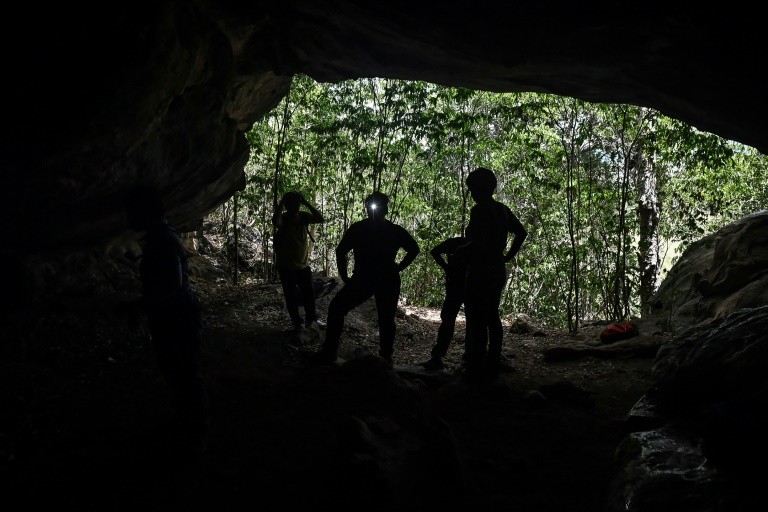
{"left": 453, "top": 167, "right": 527, "bottom": 375}
{"left": 124, "top": 185, "right": 209, "bottom": 461}
{"left": 273, "top": 191, "right": 325, "bottom": 330}
{"left": 310, "top": 191, "right": 420, "bottom": 368}
{"left": 418, "top": 235, "right": 471, "bottom": 371}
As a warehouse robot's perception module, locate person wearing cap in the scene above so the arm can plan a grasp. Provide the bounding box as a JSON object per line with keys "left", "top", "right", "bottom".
{"left": 453, "top": 167, "right": 527, "bottom": 375}
{"left": 310, "top": 191, "right": 420, "bottom": 368}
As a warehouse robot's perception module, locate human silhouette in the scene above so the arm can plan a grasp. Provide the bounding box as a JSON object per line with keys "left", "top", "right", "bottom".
{"left": 453, "top": 167, "right": 527, "bottom": 375}
{"left": 418, "top": 236, "right": 471, "bottom": 371}
{"left": 310, "top": 191, "right": 420, "bottom": 368}
{"left": 273, "top": 191, "right": 325, "bottom": 329}
{"left": 124, "top": 186, "right": 209, "bottom": 459}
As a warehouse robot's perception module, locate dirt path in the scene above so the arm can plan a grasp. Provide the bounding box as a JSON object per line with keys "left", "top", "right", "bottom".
{"left": 2, "top": 280, "right": 658, "bottom": 511}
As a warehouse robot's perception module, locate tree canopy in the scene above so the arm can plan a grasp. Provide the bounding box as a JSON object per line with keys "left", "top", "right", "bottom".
{"left": 208, "top": 75, "right": 768, "bottom": 330}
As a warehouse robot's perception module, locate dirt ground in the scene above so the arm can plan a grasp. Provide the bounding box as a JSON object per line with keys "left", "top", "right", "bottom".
{"left": 1, "top": 276, "right": 659, "bottom": 511}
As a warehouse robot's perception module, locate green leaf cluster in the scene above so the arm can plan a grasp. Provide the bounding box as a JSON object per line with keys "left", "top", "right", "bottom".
{"left": 207, "top": 75, "right": 768, "bottom": 329}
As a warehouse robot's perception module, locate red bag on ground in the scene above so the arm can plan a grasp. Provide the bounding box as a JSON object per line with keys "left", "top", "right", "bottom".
{"left": 599, "top": 321, "right": 639, "bottom": 343}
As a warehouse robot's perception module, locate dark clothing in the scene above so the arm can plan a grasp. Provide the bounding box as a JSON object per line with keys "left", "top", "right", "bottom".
{"left": 338, "top": 218, "right": 418, "bottom": 280}
{"left": 320, "top": 217, "right": 419, "bottom": 360}
{"left": 140, "top": 221, "right": 195, "bottom": 314}
{"left": 463, "top": 200, "right": 522, "bottom": 265}
{"left": 139, "top": 221, "right": 208, "bottom": 443}
{"left": 433, "top": 237, "right": 469, "bottom": 284}
{"left": 465, "top": 262, "right": 506, "bottom": 361}
{"left": 460, "top": 199, "right": 526, "bottom": 368}
{"left": 324, "top": 274, "right": 401, "bottom": 360}
{"left": 431, "top": 281, "right": 467, "bottom": 359}
{"left": 277, "top": 266, "right": 317, "bottom": 326}
{"left": 429, "top": 237, "right": 470, "bottom": 359}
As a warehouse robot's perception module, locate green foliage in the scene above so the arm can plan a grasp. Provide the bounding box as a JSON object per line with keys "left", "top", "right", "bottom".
{"left": 205, "top": 75, "right": 768, "bottom": 329}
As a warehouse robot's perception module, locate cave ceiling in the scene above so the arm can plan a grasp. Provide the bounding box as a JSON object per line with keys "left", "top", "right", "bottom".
{"left": 13, "top": 1, "right": 766, "bottom": 253}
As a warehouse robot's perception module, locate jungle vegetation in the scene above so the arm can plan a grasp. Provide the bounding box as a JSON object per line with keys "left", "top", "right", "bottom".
{"left": 206, "top": 75, "right": 768, "bottom": 331}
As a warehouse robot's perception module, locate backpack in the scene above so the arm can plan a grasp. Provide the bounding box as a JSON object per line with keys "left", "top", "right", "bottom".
{"left": 599, "top": 321, "right": 639, "bottom": 344}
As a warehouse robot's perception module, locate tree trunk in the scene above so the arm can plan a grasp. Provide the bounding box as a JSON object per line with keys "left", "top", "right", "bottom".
{"left": 636, "top": 150, "right": 660, "bottom": 317}
{"left": 232, "top": 193, "right": 239, "bottom": 286}
{"left": 270, "top": 90, "right": 293, "bottom": 282}
{"left": 613, "top": 160, "right": 631, "bottom": 321}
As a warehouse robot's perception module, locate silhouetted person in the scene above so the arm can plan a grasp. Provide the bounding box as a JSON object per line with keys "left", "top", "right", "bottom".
{"left": 124, "top": 186, "right": 209, "bottom": 460}
{"left": 273, "top": 191, "right": 325, "bottom": 329}
{"left": 311, "top": 192, "right": 419, "bottom": 368}
{"left": 454, "top": 167, "right": 527, "bottom": 375}
{"left": 418, "top": 236, "right": 471, "bottom": 371}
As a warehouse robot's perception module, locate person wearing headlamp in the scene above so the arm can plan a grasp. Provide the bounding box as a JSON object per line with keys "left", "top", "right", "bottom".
{"left": 310, "top": 191, "right": 419, "bottom": 368}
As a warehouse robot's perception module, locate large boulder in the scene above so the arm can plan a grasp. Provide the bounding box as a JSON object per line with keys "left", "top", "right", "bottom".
{"left": 648, "top": 210, "right": 768, "bottom": 333}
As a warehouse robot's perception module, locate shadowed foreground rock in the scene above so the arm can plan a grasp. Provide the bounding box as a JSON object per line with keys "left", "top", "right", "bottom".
{"left": 614, "top": 305, "right": 768, "bottom": 511}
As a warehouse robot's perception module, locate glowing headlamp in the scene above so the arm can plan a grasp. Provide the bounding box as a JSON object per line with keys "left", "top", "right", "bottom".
{"left": 369, "top": 203, "right": 378, "bottom": 210}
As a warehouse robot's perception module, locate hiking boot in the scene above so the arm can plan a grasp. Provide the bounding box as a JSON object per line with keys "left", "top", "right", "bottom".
{"left": 305, "top": 319, "right": 327, "bottom": 331}
{"left": 418, "top": 357, "right": 444, "bottom": 371}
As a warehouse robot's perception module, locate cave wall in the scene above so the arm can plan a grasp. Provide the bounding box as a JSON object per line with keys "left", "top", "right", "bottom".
{"left": 12, "top": 1, "right": 768, "bottom": 258}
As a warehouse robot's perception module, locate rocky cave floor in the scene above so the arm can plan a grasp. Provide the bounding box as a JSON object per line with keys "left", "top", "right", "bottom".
{"left": 1, "top": 275, "right": 661, "bottom": 511}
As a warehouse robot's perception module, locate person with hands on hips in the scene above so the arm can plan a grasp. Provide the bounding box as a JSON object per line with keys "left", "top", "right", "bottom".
{"left": 310, "top": 191, "right": 419, "bottom": 368}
